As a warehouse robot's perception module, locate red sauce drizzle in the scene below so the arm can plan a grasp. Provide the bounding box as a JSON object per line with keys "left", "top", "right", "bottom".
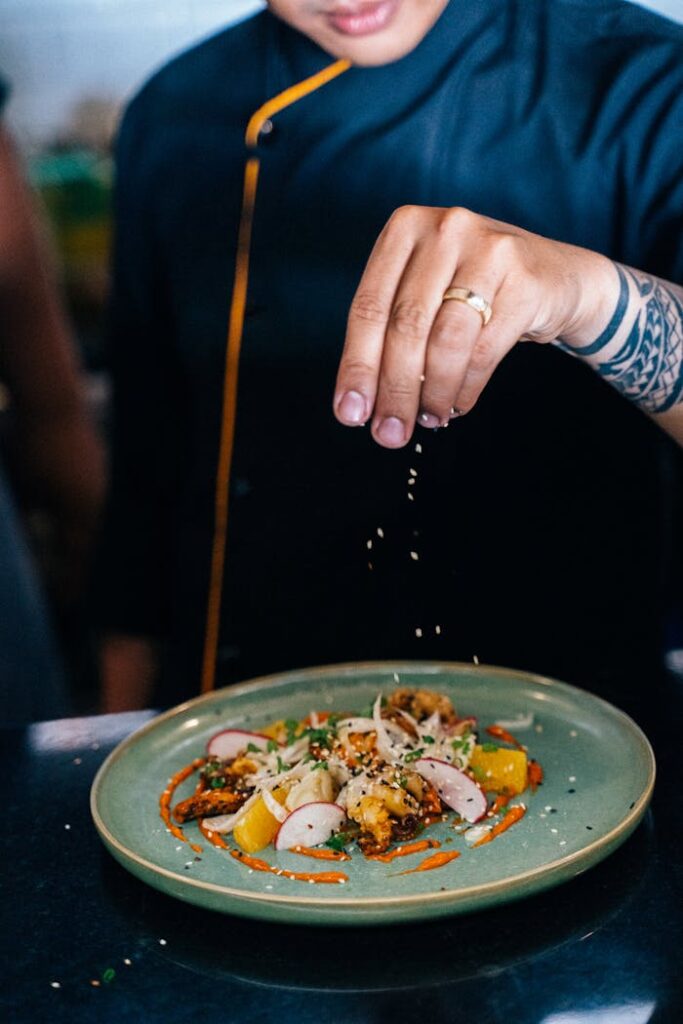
{"left": 290, "top": 845, "right": 351, "bottom": 862}
{"left": 528, "top": 759, "right": 544, "bottom": 792}
{"left": 230, "top": 849, "right": 348, "bottom": 884}
{"left": 486, "top": 725, "right": 524, "bottom": 749}
{"left": 159, "top": 757, "right": 206, "bottom": 853}
{"left": 473, "top": 804, "right": 527, "bottom": 847}
{"left": 367, "top": 839, "right": 440, "bottom": 863}
{"left": 489, "top": 793, "right": 511, "bottom": 816}
{"left": 198, "top": 820, "right": 230, "bottom": 850}
{"left": 397, "top": 850, "right": 460, "bottom": 875}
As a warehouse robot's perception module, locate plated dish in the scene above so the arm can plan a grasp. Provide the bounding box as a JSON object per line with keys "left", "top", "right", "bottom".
{"left": 91, "top": 662, "right": 655, "bottom": 926}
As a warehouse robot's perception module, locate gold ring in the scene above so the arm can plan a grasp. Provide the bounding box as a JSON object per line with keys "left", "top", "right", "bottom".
{"left": 442, "top": 287, "right": 493, "bottom": 327}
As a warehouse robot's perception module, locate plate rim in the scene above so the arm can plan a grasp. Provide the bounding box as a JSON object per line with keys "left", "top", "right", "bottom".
{"left": 90, "top": 660, "right": 656, "bottom": 909}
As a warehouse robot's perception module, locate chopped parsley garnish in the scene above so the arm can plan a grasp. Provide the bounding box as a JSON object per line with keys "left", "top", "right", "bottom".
{"left": 398, "top": 774, "right": 409, "bottom": 789}
{"left": 471, "top": 765, "right": 487, "bottom": 782}
{"left": 276, "top": 756, "right": 291, "bottom": 773}
{"left": 404, "top": 748, "right": 424, "bottom": 763}
{"left": 266, "top": 739, "right": 279, "bottom": 753}
{"left": 311, "top": 760, "right": 329, "bottom": 771}
{"left": 451, "top": 734, "right": 472, "bottom": 752}
{"left": 246, "top": 743, "right": 260, "bottom": 753}
{"left": 481, "top": 743, "right": 500, "bottom": 753}
{"left": 423, "top": 735, "right": 435, "bottom": 745}
{"left": 325, "top": 833, "right": 347, "bottom": 852}
{"left": 304, "top": 727, "right": 334, "bottom": 746}
{"left": 209, "top": 776, "right": 225, "bottom": 789}
{"left": 284, "top": 719, "right": 300, "bottom": 744}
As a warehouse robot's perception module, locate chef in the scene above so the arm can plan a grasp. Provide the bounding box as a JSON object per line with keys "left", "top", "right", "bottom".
{"left": 98, "top": 0, "right": 683, "bottom": 710}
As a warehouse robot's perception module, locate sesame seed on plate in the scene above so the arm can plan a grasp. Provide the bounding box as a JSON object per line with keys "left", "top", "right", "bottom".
{"left": 50, "top": 982, "right": 61, "bottom": 989}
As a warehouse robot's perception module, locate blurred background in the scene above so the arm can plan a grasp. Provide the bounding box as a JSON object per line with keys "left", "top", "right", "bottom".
{"left": 0, "top": 0, "right": 681, "bottom": 718}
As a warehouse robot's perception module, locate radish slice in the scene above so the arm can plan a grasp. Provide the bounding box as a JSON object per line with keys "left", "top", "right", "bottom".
{"left": 415, "top": 757, "right": 487, "bottom": 823}
{"left": 274, "top": 802, "right": 346, "bottom": 851}
{"left": 206, "top": 729, "right": 275, "bottom": 760}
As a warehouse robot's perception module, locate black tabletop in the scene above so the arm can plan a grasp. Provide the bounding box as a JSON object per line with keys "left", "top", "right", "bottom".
{"left": 3, "top": 673, "right": 683, "bottom": 1023}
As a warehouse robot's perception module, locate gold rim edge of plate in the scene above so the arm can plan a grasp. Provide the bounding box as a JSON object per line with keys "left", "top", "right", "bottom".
{"left": 90, "top": 660, "right": 657, "bottom": 908}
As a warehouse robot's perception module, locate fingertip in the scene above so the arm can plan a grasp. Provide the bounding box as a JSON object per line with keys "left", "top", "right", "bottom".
{"left": 335, "top": 389, "right": 369, "bottom": 426}
{"left": 373, "top": 416, "right": 409, "bottom": 448}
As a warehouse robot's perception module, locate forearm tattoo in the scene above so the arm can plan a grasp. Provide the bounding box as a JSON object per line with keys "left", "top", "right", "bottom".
{"left": 562, "top": 264, "right": 683, "bottom": 414}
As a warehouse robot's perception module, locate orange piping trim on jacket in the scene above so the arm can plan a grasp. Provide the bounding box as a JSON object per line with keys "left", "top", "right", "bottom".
{"left": 201, "top": 58, "right": 352, "bottom": 695}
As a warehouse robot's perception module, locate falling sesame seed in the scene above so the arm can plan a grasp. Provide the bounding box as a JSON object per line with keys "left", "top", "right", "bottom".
{"left": 408, "top": 478, "right": 416, "bottom": 486}
{"left": 50, "top": 982, "right": 61, "bottom": 989}
{"left": 410, "top": 551, "right": 419, "bottom": 561}
{"left": 159, "top": 939, "right": 167, "bottom": 946}
{"left": 415, "top": 443, "right": 422, "bottom": 453}
{"left": 473, "top": 655, "right": 480, "bottom": 665}
{"left": 91, "top": 980, "right": 101, "bottom": 988}
{"left": 377, "top": 527, "right": 384, "bottom": 538}
{"left": 435, "top": 625, "right": 441, "bottom": 635}
{"left": 366, "top": 539, "right": 373, "bottom": 550}
{"left": 415, "top": 627, "right": 423, "bottom": 637}
{"left": 368, "top": 562, "right": 373, "bottom": 570}
{"left": 123, "top": 959, "right": 132, "bottom": 966}
{"left": 407, "top": 493, "right": 414, "bottom": 501}
{"left": 409, "top": 468, "right": 417, "bottom": 477}
{"left": 393, "top": 672, "right": 400, "bottom": 683}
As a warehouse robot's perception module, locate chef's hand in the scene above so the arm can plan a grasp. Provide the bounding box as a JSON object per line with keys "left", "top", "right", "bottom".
{"left": 333, "top": 205, "right": 617, "bottom": 448}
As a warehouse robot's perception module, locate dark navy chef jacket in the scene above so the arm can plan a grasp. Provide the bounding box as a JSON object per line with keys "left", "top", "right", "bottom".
{"left": 99, "top": 0, "right": 683, "bottom": 704}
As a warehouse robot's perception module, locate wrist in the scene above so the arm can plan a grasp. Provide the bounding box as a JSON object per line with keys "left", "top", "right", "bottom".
{"left": 557, "top": 250, "right": 622, "bottom": 352}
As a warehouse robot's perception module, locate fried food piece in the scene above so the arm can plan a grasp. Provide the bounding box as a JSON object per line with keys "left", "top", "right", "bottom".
{"left": 388, "top": 688, "right": 457, "bottom": 726}
{"left": 173, "top": 789, "right": 247, "bottom": 823}
{"left": 350, "top": 796, "right": 392, "bottom": 855}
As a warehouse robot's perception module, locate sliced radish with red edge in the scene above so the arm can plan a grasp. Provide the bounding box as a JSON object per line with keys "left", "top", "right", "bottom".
{"left": 415, "top": 757, "right": 487, "bottom": 823}
{"left": 274, "top": 802, "right": 346, "bottom": 851}
{"left": 206, "top": 729, "right": 276, "bottom": 760}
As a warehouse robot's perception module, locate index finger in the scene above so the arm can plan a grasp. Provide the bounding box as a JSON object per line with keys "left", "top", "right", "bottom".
{"left": 333, "top": 210, "right": 416, "bottom": 426}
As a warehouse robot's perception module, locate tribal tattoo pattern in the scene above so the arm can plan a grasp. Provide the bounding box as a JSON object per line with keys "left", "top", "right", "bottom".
{"left": 567, "top": 264, "right": 683, "bottom": 415}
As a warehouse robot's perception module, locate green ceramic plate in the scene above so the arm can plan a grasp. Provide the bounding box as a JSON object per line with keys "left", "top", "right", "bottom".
{"left": 91, "top": 662, "right": 655, "bottom": 926}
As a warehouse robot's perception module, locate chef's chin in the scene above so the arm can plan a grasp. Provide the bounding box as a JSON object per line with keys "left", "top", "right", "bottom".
{"left": 267, "top": 0, "right": 449, "bottom": 67}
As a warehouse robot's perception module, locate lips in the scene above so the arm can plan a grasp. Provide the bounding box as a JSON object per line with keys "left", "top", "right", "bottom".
{"left": 326, "top": 0, "right": 399, "bottom": 37}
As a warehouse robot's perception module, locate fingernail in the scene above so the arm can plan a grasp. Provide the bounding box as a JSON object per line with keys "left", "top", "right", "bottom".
{"left": 418, "top": 412, "right": 440, "bottom": 428}
{"left": 338, "top": 390, "right": 366, "bottom": 425}
{"left": 376, "top": 416, "right": 406, "bottom": 446}
{"left": 449, "top": 407, "right": 462, "bottom": 419}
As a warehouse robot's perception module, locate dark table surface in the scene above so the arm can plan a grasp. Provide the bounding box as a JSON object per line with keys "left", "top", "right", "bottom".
{"left": 3, "top": 671, "right": 683, "bottom": 1024}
